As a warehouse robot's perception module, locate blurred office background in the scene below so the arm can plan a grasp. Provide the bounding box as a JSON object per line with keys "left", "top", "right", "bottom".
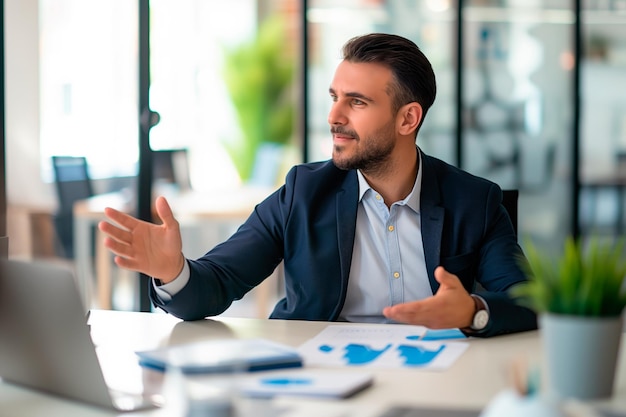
{"left": 2, "top": 0, "right": 626, "bottom": 313}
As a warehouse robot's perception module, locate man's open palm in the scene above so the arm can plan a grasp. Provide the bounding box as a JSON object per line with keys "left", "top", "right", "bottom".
{"left": 98, "top": 196, "right": 185, "bottom": 282}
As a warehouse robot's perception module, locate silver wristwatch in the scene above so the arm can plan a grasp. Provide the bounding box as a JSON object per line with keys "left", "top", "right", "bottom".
{"left": 470, "top": 295, "right": 490, "bottom": 331}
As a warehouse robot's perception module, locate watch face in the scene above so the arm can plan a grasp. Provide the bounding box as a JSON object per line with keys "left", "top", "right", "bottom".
{"left": 472, "top": 309, "right": 489, "bottom": 330}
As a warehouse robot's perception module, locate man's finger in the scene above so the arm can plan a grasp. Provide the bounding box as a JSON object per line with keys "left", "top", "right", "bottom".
{"left": 383, "top": 301, "right": 423, "bottom": 322}
{"left": 434, "top": 266, "right": 460, "bottom": 289}
{"left": 98, "top": 220, "right": 131, "bottom": 244}
{"left": 102, "top": 236, "right": 134, "bottom": 259}
{"left": 114, "top": 255, "right": 141, "bottom": 271}
{"left": 154, "top": 196, "right": 177, "bottom": 227}
{"left": 103, "top": 207, "right": 138, "bottom": 230}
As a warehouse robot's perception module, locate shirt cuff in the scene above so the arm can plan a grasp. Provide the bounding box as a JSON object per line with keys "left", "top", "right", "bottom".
{"left": 152, "top": 260, "right": 190, "bottom": 302}
{"left": 472, "top": 294, "right": 490, "bottom": 314}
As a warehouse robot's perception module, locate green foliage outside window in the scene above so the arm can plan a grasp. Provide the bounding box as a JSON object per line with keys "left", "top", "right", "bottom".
{"left": 222, "top": 15, "right": 295, "bottom": 182}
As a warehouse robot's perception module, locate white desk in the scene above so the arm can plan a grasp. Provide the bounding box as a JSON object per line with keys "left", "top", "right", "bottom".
{"left": 72, "top": 186, "right": 276, "bottom": 311}
{"left": 3, "top": 310, "right": 626, "bottom": 417}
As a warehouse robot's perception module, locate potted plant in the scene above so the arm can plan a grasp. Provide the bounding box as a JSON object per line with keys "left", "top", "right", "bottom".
{"left": 514, "top": 236, "right": 626, "bottom": 400}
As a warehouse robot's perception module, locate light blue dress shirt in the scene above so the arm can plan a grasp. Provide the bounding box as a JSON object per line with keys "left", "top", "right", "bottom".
{"left": 338, "top": 154, "right": 431, "bottom": 323}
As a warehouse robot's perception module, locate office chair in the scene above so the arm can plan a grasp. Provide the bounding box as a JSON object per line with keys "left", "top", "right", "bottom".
{"left": 501, "top": 189, "right": 519, "bottom": 237}
{"left": 152, "top": 148, "right": 191, "bottom": 190}
{"left": 473, "top": 189, "right": 519, "bottom": 294}
{"left": 51, "top": 156, "right": 94, "bottom": 258}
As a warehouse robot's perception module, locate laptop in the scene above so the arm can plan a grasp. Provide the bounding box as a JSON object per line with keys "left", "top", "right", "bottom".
{"left": 0, "top": 258, "right": 160, "bottom": 411}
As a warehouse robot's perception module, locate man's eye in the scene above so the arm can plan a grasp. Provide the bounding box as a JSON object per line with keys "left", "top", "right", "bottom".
{"left": 352, "top": 99, "right": 364, "bottom": 105}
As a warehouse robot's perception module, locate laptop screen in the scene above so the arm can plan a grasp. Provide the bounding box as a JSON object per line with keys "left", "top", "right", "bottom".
{"left": 0, "top": 259, "right": 154, "bottom": 410}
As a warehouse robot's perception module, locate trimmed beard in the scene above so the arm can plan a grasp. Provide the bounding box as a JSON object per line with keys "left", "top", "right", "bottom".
{"left": 331, "top": 119, "right": 396, "bottom": 173}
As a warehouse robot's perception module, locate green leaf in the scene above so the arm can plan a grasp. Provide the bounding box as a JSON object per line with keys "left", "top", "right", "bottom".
{"left": 513, "top": 236, "right": 626, "bottom": 317}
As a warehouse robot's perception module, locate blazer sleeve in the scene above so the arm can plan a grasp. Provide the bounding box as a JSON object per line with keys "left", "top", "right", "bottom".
{"left": 150, "top": 174, "right": 294, "bottom": 321}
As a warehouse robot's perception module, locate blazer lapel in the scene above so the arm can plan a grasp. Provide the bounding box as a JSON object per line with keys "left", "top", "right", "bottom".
{"left": 335, "top": 172, "right": 358, "bottom": 313}
{"left": 419, "top": 153, "right": 444, "bottom": 291}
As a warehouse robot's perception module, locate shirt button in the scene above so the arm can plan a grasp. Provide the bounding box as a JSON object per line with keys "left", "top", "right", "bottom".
{"left": 393, "top": 272, "right": 400, "bottom": 279}
{"left": 375, "top": 194, "right": 382, "bottom": 200}
{"left": 388, "top": 225, "right": 394, "bottom": 232}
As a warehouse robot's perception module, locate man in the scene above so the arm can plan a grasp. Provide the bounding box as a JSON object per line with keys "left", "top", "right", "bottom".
{"left": 99, "top": 33, "right": 537, "bottom": 337}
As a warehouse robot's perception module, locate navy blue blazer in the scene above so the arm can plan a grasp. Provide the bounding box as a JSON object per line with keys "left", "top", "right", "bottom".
{"left": 151, "top": 151, "right": 537, "bottom": 337}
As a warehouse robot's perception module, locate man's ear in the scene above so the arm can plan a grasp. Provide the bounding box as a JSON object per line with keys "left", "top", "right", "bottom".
{"left": 397, "top": 102, "right": 423, "bottom": 136}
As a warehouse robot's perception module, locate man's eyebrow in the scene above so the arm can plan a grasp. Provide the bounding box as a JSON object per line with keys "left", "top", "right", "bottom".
{"left": 328, "top": 87, "right": 375, "bottom": 103}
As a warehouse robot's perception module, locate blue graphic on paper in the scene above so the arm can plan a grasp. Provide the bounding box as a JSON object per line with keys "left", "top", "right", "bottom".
{"left": 405, "top": 335, "right": 421, "bottom": 341}
{"left": 317, "top": 343, "right": 391, "bottom": 365}
{"left": 261, "top": 378, "right": 312, "bottom": 386}
{"left": 343, "top": 343, "right": 391, "bottom": 365}
{"left": 397, "top": 344, "right": 445, "bottom": 366}
{"left": 318, "top": 341, "right": 447, "bottom": 367}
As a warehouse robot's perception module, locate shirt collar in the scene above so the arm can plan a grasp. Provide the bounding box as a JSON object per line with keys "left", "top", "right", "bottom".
{"left": 356, "top": 170, "right": 371, "bottom": 202}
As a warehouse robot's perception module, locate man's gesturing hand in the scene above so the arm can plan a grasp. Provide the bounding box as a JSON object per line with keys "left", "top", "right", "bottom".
{"left": 382, "top": 266, "right": 475, "bottom": 329}
{"left": 97, "top": 196, "right": 185, "bottom": 283}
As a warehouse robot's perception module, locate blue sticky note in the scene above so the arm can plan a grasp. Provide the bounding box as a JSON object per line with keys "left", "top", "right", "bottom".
{"left": 419, "top": 328, "right": 466, "bottom": 341}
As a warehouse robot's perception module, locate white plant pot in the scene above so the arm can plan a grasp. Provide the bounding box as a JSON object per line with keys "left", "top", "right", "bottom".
{"left": 540, "top": 313, "right": 623, "bottom": 400}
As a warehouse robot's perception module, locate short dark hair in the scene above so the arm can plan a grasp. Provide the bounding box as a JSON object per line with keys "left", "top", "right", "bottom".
{"left": 341, "top": 33, "right": 437, "bottom": 132}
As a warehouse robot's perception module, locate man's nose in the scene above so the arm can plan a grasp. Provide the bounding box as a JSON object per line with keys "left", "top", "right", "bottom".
{"left": 327, "top": 102, "right": 347, "bottom": 126}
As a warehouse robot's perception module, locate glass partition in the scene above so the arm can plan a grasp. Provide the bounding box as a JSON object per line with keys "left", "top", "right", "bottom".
{"left": 305, "top": 0, "right": 455, "bottom": 163}
{"left": 39, "top": 0, "right": 139, "bottom": 180}
{"left": 304, "top": 0, "right": 590, "bottom": 250}
{"left": 462, "top": 0, "right": 575, "bottom": 249}
{"left": 579, "top": 0, "right": 626, "bottom": 237}
{"left": 149, "top": 0, "right": 257, "bottom": 190}
{"left": 40, "top": 0, "right": 301, "bottom": 190}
